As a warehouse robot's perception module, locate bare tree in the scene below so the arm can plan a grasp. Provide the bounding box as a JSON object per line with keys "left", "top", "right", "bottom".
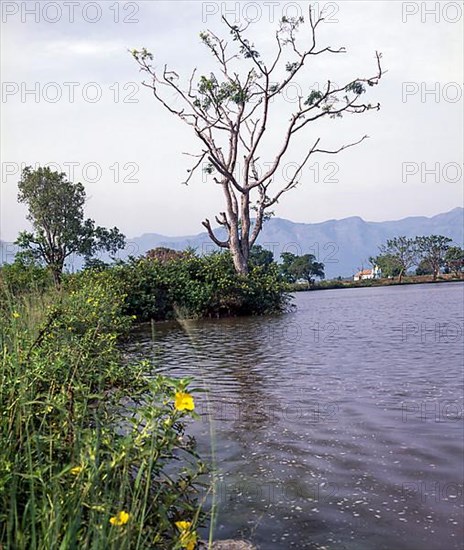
{"left": 133, "top": 11, "right": 383, "bottom": 275}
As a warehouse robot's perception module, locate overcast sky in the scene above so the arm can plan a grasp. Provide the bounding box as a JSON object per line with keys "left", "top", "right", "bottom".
{"left": 1, "top": 0, "right": 463, "bottom": 241}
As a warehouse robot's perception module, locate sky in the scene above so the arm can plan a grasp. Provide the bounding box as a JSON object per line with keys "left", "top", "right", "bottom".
{"left": 1, "top": 0, "right": 463, "bottom": 241}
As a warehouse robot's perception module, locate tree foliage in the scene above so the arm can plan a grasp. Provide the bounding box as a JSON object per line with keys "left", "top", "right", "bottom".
{"left": 249, "top": 245, "right": 274, "bottom": 268}
{"left": 376, "top": 234, "right": 459, "bottom": 281}
{"left": 415, "top": 258, "right": 434, "bottom": 276}
{"left": 16, "top": 167, "right": 125, "bottom": 283}
{"left": 280, "top": 252, "right": 325, "bottom": 285}
{"left": 112, "top": 249, "right": 289, "bottom": 320}
{"left": 378, "top": 236, "right": 418, "bottom": 283}
{"left": 0, "top": 256, "right": 53, "bottom": 295}
{"left": 444, "top": 246, "right": 464, "bottom": 277}
{"left": 416, "top": 235, "right": 452, "bottom": 281}
{"left": 370, "top": 253, "right": 402, "bottom": 278}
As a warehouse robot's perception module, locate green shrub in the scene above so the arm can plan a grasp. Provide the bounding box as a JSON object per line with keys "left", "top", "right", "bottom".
{"left": 113, "top": 251, "right": 290, "bottom": 321}
{"left": 0, "top": 258, "right": 53, "bottom": 296}
{"left": 0, "top": 272, "right": 207, "bottom": 549}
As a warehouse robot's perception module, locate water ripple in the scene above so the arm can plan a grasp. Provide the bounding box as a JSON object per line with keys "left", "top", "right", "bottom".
{"left": 127, "top": 283, "right": 464, "bottom": 550}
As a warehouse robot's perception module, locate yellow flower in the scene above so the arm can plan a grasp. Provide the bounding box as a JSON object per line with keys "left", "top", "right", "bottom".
{"left": 110, "top": 511, "right": 130, "bottom": 526}
{"left": 175, "top": 521, "right": 197, "bottom": 550}
{"left": 174, "top": 392, "right": 195, "bottom": 412}
{"left": 12, "top": 311, "right": 20, "bottom": 318}
{"left": 180, "top": 532, "right": 197, "bottom": 550}
{"left": 70, "top": 466, "right": 83, "bottom": 475}
{"left": 175, "top": 521, "right": 191, "bottom": 531}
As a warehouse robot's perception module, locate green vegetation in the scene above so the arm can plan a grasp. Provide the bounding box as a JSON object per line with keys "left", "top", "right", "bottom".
{"left": 280, "top": 252, "right": 325, "bottom": 287}
{"left": 92, "top": 248, "right": 289, "bottom": 321}
{"left": 292, "top": 273, "right": 463, "bottom": 292}
{"left": 7, "top": 163, "right": 290, "bottom": 321}
{"left": 1, "top": 246, "right": 290, "bottom": 322}
{"left": 1, "top": 171, "right": 291, "bottom": 548}
{"left": 0, "top": 256, "right": 54, "bottom": 295}
{"left": 369, "top": 253, "right": 402, "bottom": 279}
{"left": 372, "top": 235, "right": 462, "bottom": 283}
{"left": 290, "top": 234, "right": 462, "bottom": 292}
{"left": 16, "top": 167, "right": 125, "bottom": 284}
{"left": 445, "top": 246, "right": 464, "bottom": 277}
{"left": 375, "top": 236, "right": 418, "bottom": 283}
{"left": 416, "top": 235, "right": 453, "bottom": 280}
{"left": 0, "top": 270, "right": 208, "bottom": 549}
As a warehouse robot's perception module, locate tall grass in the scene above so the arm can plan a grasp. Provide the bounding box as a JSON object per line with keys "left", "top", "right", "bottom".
{"left": 0, "top": 270, "right": 208, "bottom": 549}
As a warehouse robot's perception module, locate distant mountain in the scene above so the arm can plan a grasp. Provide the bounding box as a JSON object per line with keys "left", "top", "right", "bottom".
{"left": 2, "top": 208, "right": 463, "bottom": 278}
{"left": 123, "top": 207, "right": 464, "bottom": 278}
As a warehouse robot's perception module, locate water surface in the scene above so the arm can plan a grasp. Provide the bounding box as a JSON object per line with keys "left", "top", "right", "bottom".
{"left": 128, "top": 283, "right": 464, "bottom": 550}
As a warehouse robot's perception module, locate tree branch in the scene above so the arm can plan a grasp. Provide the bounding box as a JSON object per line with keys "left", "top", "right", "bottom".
{"left": 201, "top": 218, "right": 228, "bottom": 248}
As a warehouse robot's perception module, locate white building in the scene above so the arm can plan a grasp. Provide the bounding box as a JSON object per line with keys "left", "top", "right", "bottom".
{"left": 353, "top": 265, "right": 381, "bottom": 281}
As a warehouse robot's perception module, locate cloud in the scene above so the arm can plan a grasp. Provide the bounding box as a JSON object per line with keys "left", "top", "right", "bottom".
{"left": 43, "top": 40, "right": 125, "bottom": 57}
{"left": 1, "top": 1, "right": 463, "bottom": 240}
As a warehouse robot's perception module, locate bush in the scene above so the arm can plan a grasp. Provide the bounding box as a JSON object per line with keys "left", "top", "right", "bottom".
{"left": 0, "top": 271, "right": 207, "bottom": 549}
{"left": 112, "top": 251, "right": 290, "bottom": 321}
{"left": 0, "top": 258, "right": 53, "bottom": 295}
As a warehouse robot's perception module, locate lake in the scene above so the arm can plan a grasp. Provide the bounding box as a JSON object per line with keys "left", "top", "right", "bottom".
{"left": 128, "top": 283, "right": 464, "bottom": 550}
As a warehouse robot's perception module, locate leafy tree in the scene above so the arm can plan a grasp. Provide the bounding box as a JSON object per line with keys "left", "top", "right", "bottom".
{"left": 133, "top": 12, "right": 382, "bottom": 275}
{"left": 370, "top": 253, "right": 401, "bottom": 278}
{"left": 378, "top": 236, "right": 418, "bottom": 283}
{"left": 415, "top": 259, "right": 434, "bottom": 276}
{"left": 280, "top": 252, "right": 299, "bottom": 283}
{"left": 444, "top": 246, "right": 464, "bottom": 277}
{"left": 416, "top": 235, "right": 452, "bottom": 281}
{"left": 16, "top": 166, "right": 125, "bottom": 284}
{"left": 280, "top": 252, "right": 324, "bottom": 285}
{"left": 249, "top": 245, "right": 274, "bottom": 268}
{"left": 290, "top": 254, "right": 325, "bottom": 286}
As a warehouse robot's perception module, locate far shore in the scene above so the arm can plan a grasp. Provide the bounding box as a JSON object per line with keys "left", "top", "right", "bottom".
{"left": 291, "top": 274, "right": 464, "bottom": 292}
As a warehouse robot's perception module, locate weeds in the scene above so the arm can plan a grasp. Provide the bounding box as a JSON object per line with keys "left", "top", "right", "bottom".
{"left": 0, "top": 270, "right": 207, "bottom": 549}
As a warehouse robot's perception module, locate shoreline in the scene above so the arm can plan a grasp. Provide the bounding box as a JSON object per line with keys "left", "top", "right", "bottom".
{"left": 290, "top": 275, "right": 464, "bottom": 292}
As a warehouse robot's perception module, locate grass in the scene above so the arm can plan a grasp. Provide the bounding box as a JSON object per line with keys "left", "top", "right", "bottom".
{"left": 0, "top": 271, "right": 209, "bottom": 549}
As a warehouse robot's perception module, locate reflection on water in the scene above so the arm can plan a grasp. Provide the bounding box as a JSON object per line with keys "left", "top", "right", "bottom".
{"left": 126, "top": 283, "right": 464, "bottom": 550}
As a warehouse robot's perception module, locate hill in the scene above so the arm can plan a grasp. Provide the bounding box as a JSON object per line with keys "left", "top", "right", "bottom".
{"left": 126, "top": 207, "right": 464, "bottom": 278}
{"left": 2, "top": 208, "right": 463, "bottom": 278}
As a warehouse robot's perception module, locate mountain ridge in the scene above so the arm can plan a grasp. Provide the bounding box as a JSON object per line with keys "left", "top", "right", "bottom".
{"left": 1, "top": 208, "right": 463, "bottom": 278}
{"left": 125, "top": 207, "right": 464, "bottom": 278}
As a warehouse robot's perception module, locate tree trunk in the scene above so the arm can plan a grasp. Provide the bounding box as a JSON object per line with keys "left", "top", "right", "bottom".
{"left": 50, "top": 259, "right": 64, "bottom": 286}
{"left": 52, "top": 268, "right": 62, "bottom": 286}
{"left": 231, "top": 245, "right": 249, "bottom": 275}
{"left": 398, "top": 269, "right": 404, "bottom": 284}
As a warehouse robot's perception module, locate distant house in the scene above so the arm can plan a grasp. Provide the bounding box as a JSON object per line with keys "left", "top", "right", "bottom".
{"left": 354, "top": 265, "right": 381, "bottom": 281}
